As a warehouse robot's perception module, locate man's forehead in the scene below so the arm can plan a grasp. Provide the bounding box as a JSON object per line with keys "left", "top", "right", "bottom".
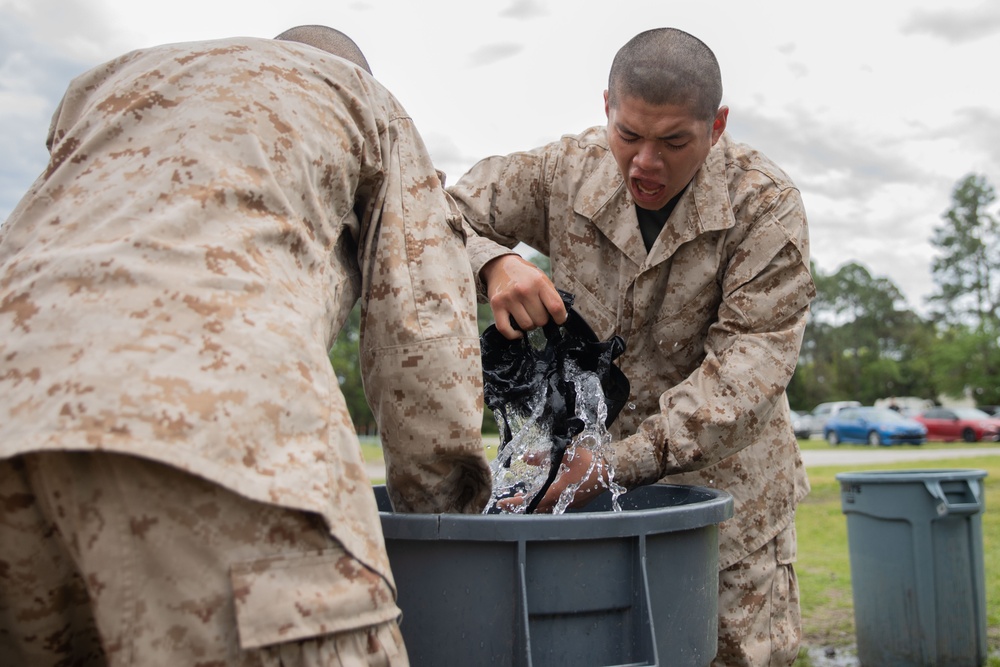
{"left": 611, "top": 96, "right": 706, "bottom": 134}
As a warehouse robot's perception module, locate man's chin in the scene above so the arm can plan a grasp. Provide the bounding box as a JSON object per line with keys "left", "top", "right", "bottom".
{"left": 632, "top": 192, "right": 669, "bottom": 210}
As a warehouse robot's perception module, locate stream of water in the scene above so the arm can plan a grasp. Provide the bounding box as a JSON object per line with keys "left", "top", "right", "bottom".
{"left": 483, "top": 360, "right": 626, "bottom": 515}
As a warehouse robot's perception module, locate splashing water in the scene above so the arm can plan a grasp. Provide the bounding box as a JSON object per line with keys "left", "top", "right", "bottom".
{"left": 484, "top": 360, "right": 626, "bottom": 514}
{"left": 483, "top": 393, "right": 553, "bottom": 515}
{"left": 552, "top": 364, "right": 627, "bottom": 513}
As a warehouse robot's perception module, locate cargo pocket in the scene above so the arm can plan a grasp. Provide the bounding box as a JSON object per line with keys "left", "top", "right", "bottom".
{"left": 775, "top": 520, "right": 797, "bottom": 565}
{"left": 231, "top": 545, "right": 400, "bottom": 651}
{"left": 771, "top": 520, "right": 802, "bottom": 663}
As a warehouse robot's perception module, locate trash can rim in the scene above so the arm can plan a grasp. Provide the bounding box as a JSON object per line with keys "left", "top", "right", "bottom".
{"left": 375, "top": 483, "right": 734, "bottom": 542}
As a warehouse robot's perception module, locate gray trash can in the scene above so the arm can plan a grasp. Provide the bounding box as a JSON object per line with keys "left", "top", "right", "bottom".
{"left": 374, "top": 483, "right": 733, "bottom": 667}
{"left": 836, "top": 469, "right": 988, "bottom": 667}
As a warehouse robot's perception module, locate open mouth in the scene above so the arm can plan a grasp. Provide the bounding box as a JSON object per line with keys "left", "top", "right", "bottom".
{"left": 631, "top": 177, "right": 664, "bottom": 202}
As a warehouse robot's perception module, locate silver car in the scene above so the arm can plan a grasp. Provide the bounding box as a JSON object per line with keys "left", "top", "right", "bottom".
{"left": 802, "top": 400, "right": 862, "bottom": 438}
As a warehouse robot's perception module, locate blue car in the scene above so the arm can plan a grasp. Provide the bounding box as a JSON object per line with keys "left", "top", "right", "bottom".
{"left": 824, "top": 406, "right": 927, "bottom": 446}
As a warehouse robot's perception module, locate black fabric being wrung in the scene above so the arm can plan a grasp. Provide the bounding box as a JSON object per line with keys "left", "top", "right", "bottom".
{"left": 481, "top": 290, "right": 630, "bottom": 513}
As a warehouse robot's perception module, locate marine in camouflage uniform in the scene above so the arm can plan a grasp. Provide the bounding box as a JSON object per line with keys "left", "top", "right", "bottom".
{"left": 0, "top": 27, "right": 490, "bottom": 666}
{"left": 448, "top": 28, "right": 814, "bottom": 666}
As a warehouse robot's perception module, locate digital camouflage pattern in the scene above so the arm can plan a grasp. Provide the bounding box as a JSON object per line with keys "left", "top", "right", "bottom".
{"left": 0, "top": 36, "right": 491, "bottom": 663}
{"left": 449, "top": 127, "right": 814, "bottom": 663}
{"left": 1, "top": 451, "right": 408, "bottom": 665}
{"left": 715, "top": 518, "right": 801, "bottom": 665}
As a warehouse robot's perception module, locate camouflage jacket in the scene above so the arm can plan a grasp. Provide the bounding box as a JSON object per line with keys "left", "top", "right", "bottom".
{"left": 449, "top": 128, "right": 814, "bottom": 568}
{"left": 0, "top": 38, "right": 490, "bottom": 591}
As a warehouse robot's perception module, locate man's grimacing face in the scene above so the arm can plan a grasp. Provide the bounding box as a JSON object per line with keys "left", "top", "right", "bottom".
{"left": 605, "top": 90, "right": 728, "bottom": 211}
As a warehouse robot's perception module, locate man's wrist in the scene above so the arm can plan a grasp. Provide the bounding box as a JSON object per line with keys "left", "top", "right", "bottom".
{"left": 608, "top": 431, "right": 663, "bottom": 489}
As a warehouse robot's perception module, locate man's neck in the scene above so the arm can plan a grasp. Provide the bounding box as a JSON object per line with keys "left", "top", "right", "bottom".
{"left": 635, "top": 189, "right": 684, "bottom": 252}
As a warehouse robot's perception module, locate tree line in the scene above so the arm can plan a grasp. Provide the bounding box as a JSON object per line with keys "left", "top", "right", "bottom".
{"left": 331, "top": 173, "right": 1000, "bottom": 433}
{"left": 791, "top": 173, "right": 999, "bottom": 411}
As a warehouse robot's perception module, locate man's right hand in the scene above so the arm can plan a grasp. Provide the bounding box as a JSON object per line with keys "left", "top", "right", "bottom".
{"left": 482, "top": 254, "right": 567, "bottom": 340}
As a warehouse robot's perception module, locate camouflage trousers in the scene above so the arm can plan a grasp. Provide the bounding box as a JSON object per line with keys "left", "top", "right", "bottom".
{"left": 0, "top": 451, "right": 408, "bottom": 667}
{"left": 713, "top": 520, "right": 801, "bottom": 667}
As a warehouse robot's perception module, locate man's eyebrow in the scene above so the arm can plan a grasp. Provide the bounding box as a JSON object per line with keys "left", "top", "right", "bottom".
{"left": 658, "top": 129, "right": 692, "bottom": 141}
{"left": 614, "top": 121, "right": 639, "bottom": 136}
{"left": 652, "top": 125, "right": 696, "bottom": 141}
{"left": 614, "top": 121, "right": 691, "bottom": 141}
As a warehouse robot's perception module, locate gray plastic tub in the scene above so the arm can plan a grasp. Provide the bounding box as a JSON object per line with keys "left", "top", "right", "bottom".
{"left": 837, "top": 469, "right": 988, "bottom": 666}
{"left": 374, "top": 483, "right": 734, "bottom": 667}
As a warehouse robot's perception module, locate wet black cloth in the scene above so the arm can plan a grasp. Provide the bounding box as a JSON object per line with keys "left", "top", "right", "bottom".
{"left": 481, "top": 290, "right": 630, "bottom": 513}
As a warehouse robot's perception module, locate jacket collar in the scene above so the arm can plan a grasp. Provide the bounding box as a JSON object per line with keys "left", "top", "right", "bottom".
{"left": 573, "top": 132, "right": 736, "bottom": 269}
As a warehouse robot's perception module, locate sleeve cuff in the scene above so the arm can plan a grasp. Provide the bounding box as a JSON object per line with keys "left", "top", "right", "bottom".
{"left": 466, "top": 235, "right": 519, "bottom": 300}
{"left": 607, "top": 431, "right": 664, "bottom": 490}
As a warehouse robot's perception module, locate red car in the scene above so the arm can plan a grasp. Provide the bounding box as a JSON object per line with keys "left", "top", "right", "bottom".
{"left": 914, "top": 407, "right": 1000, "bottom": 443}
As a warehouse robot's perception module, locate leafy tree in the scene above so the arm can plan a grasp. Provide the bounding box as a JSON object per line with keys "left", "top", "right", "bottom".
{"left": 888, "top": 316, "right": 940, "bottom": 401}
{"left": 930, "top": 173, "right": 1000, "bottom": 330}
{"left": 928, "top": 174, "right": 1000, "bottom": 403}
{"left": 925, "top": 323, "right": 1000, "bottom": 405}
{"left": 476, "top": 301, "right": 493, "bottom": 335}
{"left": 791, "top": 261, "right": 929, "bottom": 408}
{"left": 328, "top": 303, "right": 376, "bottom": 434}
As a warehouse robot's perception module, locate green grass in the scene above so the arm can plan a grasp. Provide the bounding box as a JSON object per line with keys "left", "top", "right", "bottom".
{"left": 794, "top": 453, "right": 999, "bottom": 665}
{"left": 358, "top": 435, "right": 384, "bottom": 466}
{"left": 798, "top": 435, "right": 1000, "bottom": 450}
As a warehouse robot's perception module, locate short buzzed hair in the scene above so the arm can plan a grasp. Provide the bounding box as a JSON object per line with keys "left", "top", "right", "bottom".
{"left": 274, "top": 25, "right": 372, "bottom": 75}
{"left": 608, "top": 28, "right": 722, "bottom": 121}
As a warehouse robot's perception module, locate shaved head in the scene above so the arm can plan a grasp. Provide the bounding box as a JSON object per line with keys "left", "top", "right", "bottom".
{"left": 608, "top": 28, "right": 722, "bottom": 121}
{"left": 274, "top": 25, "right": 372, "bottom": 75}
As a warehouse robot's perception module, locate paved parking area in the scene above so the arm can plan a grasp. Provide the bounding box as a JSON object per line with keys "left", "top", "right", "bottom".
{"left": 802, "top": 445, "right": 1000, "bottom": 467}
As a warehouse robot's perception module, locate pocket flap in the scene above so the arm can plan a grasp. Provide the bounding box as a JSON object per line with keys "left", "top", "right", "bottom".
{"left": 231, "top": 547, "right": 400, "bottom": 650}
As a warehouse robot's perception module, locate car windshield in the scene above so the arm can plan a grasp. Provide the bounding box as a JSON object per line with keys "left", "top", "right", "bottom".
{"left": 863, "top": 408, "right": 908, "bottom": 422}
{"left": 953, "top": 407, "right": 991, "bottom": 419}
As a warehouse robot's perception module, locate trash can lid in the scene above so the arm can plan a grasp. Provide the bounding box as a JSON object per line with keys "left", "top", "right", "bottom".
{"left": 835, "top": 468, "right": 988, "bottom": 484}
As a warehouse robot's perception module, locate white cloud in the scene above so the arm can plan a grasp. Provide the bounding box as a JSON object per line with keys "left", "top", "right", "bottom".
{"left": 1, "top": 0, "right": 999, "bottom": 313}
{"left": 469, "top": 42, "right": 523, "bottom": 67}
{"left": 499, "top": 0, "right": 547, "bottom": 20}
{"left": 902, "top": 2, "right": 1000, "bottom": 43}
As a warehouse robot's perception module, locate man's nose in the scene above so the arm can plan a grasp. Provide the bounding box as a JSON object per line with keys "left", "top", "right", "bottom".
{"left": 632, "top": 142, "right": 663, "bottom": 170}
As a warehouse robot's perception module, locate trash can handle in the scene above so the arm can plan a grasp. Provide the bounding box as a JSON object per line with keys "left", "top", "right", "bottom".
{"left": 923, "top": 479, "right": 982, "bottom": 516}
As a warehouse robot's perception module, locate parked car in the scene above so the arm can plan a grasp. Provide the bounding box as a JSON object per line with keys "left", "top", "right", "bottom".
{"left": 789, "top": 410, "right": 811, "bottom": 439}
{"left": 978, "top": 405, "right": 1000, "bottom": 417}
{"left": 803, "top": 400, "right": 862, "bottom": 438}
{"left": 824, "top": 406, "right": 927, "bottom": 446}
{"left": 913, "top": 407, "right": 1000, "bottom": 443}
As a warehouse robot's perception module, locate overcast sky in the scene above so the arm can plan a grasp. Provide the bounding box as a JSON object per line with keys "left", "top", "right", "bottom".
{"left": 2, "top": 0, "right": 999, "bottom": 312}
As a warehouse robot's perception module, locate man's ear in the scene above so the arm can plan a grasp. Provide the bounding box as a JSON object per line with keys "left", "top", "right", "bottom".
{"left": 711, "top": 106, "right": 729, "bottom": 144}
